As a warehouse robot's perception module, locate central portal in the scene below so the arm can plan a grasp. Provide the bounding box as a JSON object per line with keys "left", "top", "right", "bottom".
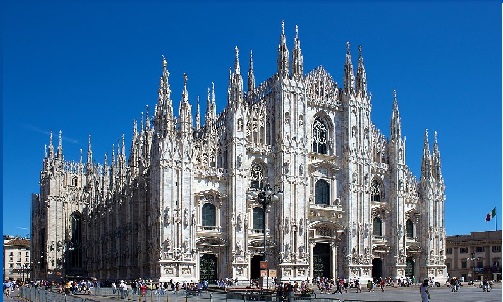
{"left": 200, "top": 254, "right": 217, "bottom": 282}
{"left": 313, "top": 243, "right": 331, "bottom": 278}
{"left": 250, "top": 255, "right": 264, "bottom": 280}
{"left": 372, "top": 258, "right": 383, "bottom": 280}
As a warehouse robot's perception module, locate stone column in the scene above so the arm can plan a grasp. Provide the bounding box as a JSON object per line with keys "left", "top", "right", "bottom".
{"left": 309, "top": 242, "right": 315, "bottom": 282}
{"left": 331, "top": 242, "right": 336, "bottom": 278}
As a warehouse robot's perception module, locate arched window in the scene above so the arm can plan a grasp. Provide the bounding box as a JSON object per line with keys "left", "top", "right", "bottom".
{"left": 315, "top": 179, "right": 330, "bottom": 205}
{"left": 252, "top": 207, "right": 264, "bottom": 231}
{"left": 69, "top": 213, "right": 83, "bottom": 269}
{"left": 406, "top": 219, "right": 414, "bottom": 238}
{"left": 312, "top": 117, "right": 328, "bottom": 154}
{"left": 250, "top": 162, "right": 265, "bottom": 189}
{"left": 202, "top": 203, "right": 216, "bottom": 227}
{"left": 371, "top": 180, "right": 382, "bottom": 202}
{"left": 373, "top": 217, "right": 382, "bottom": 237}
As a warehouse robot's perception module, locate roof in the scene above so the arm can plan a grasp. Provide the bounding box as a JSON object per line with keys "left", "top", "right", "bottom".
{"left": 5, "top": 238, "right": 30, "bottom": 248}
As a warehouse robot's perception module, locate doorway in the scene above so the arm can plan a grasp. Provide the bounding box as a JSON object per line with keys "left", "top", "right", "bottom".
{"left": 372, "top": 258, "right": 383, "bottom": 280}
{"left": 405, "top": 257, "right": 414, "bottom": 278}
{"left": 250, "top": 255, "right": 264, "bottom": 280}
{"left": 200, "top": 254, "right": 217, "bottom": 282}
{"left": 313, "top": 243, "right": 331, "bottom": 278}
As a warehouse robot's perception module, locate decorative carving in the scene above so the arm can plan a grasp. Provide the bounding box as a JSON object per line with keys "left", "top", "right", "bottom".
{"left": 237, "top": 213, "right": 242, "bottom": 231}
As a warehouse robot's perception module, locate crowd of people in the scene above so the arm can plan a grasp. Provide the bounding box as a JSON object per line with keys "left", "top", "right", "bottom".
{"left": 4, "top": 274, "right": 498, "bottom": 301}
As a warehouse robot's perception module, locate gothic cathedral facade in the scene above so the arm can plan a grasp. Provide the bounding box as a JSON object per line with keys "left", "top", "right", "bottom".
{"left": 31, "top": 23, "right": 447, "bottom": 284}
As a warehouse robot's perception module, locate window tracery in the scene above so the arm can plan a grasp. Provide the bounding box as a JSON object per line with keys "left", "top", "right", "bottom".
{"left": 312, "top": 117, "right": 328, "bottom": 154}
{"left": 371, "top": 180, "right": 383, "bottom": 202}
{"left": 250, "top": 162, "right": 266, "bottom": 189}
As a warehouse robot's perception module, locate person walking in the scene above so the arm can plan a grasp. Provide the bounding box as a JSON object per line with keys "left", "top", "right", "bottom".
{"left": 354, "top": 279, "right": 362, "bottom": 293}
{"left": 419, "top": 279, "right": 430, "bottom": 302}
{"left": 379, "top": 278, "right": 385, "bottom": 292}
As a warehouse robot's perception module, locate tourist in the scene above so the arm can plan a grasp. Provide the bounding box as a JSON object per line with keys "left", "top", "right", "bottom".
{"left": 419, "top": 279, "right": 430, "bottom": 302}
{"left": 354, "top": 279, "right": 361, "bottom": 293}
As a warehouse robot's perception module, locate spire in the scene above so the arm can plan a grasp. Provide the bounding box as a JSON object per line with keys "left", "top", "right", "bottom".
{"left": 140, "top": 111, "right": 144, "bottom": 132}
{"left": 228, "top": 48, "right": 244, "bottom": 108}
{"left": 133, "top": 119, "right": 138, "bottom": 140}
{"left": 344, "top": 42, "right": 355, "bottom": 95}
{"left": 48, "top": 130, "right": 54, "bottom": 158}
{"left": 155, "top": 55, "right": 174, "bottom": 138}
{"left": 234, "top": 46, "right": 241, "bottom": 75}
{"left": 432, "top": 131, "right": 443, "bottom": 180}
{"left": 179, "top": 73, "right": 192, "bottom": 134}
{"left": 247, "top": 49, "right": 255, "bottom": 92}
{"left": 145, "top": 105, "right": 150, "bottom": 130}
{"left": 277, "top": 20, "right": 289, "bottom": 77}
{"left": 292, "top": 24, "right": 303, "bottom": 77}
{"left": 390, "top": 90, "right": 401, "bottom": 140}
{"left": 112, "top": 143, "right": 116, "bottom": 166}
{"left": 355, "top": 45, "right": 367, "bottom": 98}
{"left": 421, "top": 129, "right": 431, "bottom": 179}
{"left": 104, "top": 152, "right": 108, "bottom": 168}
{"left": 57, "top": 130, "right": 63, "bottom": 159}
{"left": 87, "top": 135, "right": 93, "bottom": 164}
{"left": 182, "top": 73, "right": 189, "bottom": 104}
{"left": 211, "top": 81, "right": 216, "bottom": 113}
{"left": 121, "top": 134, "right": 126, "bottom": 156}
{"left": 205, "top": 87, "right": 212, "bottom": 125}
{"left": 195, "top": 96, "right": 201, "bottom": 131}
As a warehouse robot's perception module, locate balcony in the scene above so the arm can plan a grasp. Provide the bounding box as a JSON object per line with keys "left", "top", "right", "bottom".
{"left": 197, "top": 226, "right": 222, "bottom": 233}
{"left": 309, "top": 201, "right": 344, "bottom": 219}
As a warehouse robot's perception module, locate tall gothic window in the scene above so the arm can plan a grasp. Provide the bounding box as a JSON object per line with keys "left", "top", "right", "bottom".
{"left": 202, "top": 203, "right": 216, "bottom": 227}
{"left": 315, "top": 179, "right": 330, "bottom": 205}
{"left": 250, "top": 162, "right": 265, "bottom": 189}
{"left": 406, "top": 219, "right": 414, "bottom": 238}
{"left": 312, "top": 117, "right": 328, "bottom": 154}
{"left": 371, "top": 180, "right": 382, "bottom": 202}
{"left": 252, "top": 207, "right": 264, "bottom": 231}
{"left": 69, "top": 213, "right": 83, "bottom": 269}
{"left": 373, "top": 217, "right": 383, "bottom": 237}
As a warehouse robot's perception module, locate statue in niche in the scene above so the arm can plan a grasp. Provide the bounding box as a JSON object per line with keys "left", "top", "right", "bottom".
{"left": 237, "top": 154, "right": 242, "bottom": 168}
{"left": 173, "top": 209, "right": 180, "bottom": 224}
{"left": 284, "top": 218, "right": 290, "bottom": 233}
{"left": 237, "top": 213, "right": 242, "bottom": 231}
{"left": 235, "top": 241, "right": 243, "bottom": 255}
{"left": 164, "top": 207, "right": 171, "bottom": 225}
{"left": 183, "top": 209, "right": 188, "bottom": 226}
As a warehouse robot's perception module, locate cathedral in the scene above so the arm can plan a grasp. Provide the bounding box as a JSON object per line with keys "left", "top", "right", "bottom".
{"left": 31, "top": 22, "right": 447, "bottom": 285}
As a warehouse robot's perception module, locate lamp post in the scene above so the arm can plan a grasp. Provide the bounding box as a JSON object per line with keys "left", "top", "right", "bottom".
{"left": 468, "top": 252, "right": 479, "bottom": 282}
{"left": 22, "top": 263, "right": 30, "bottom": 283}
{"left": 247, "top": 184, "right": 283, "bottom": 291}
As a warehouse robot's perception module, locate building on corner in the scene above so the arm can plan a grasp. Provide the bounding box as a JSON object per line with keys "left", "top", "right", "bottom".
{"left": 445, "top": 230, "right": 502, "bottom": 282}
{"left": 31, "top": 22, "right": 447, "bottom": 285}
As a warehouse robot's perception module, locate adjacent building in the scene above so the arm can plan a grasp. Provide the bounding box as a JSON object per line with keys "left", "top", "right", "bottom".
{"left": 31, "top": 23, "right": 447, "bottom": 284}
{"left": 445, "top": 230, "right": 502, "bottom": 281}
{"left": 3, "top": 236, "right": 31, "bottom": 281}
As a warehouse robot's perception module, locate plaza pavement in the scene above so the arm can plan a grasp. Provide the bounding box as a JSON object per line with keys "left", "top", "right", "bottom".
{"left": 5, "top": 283, "right": 502, "bottom": 302}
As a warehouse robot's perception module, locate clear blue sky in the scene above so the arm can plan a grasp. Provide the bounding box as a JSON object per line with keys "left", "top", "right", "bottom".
{"left": 3, "top": 2, "right": 502, "bottom": 237}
